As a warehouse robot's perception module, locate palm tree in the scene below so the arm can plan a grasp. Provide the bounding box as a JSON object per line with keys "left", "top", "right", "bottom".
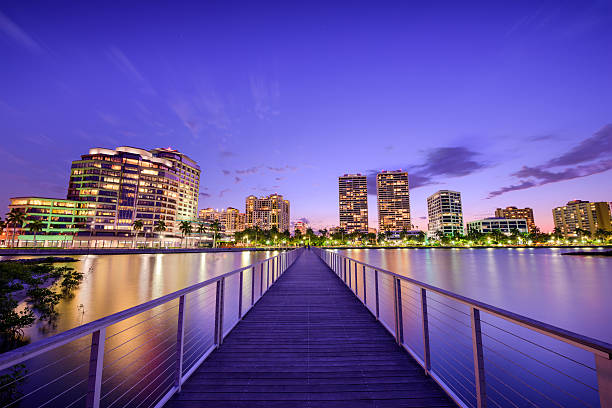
{"left": 179, "top": 221, "right": 192, "bottom": 248}
{"left": 154, "top": 220, "right": 166, "bottom": 247}
{"left": 0, "top": 219, "right": 6, "bottom": 246}
{"left": 210, "top": 220, "right": 221, "bottom": 248}
{"left": 6, "top": 208, "right": 26, "bottom": 248}
{"left": 196, "top": 222, "right": 206, "bottom": 247}
{"left": 27, "top": 219, "right": 45, "bottom": 246}
{"left": 132, "top": 219, "right": 144, "bottom": 248}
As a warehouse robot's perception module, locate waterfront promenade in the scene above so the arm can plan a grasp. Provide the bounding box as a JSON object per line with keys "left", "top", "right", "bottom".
{"left": 167, "top": 250, "right": 454, "bottom": 407}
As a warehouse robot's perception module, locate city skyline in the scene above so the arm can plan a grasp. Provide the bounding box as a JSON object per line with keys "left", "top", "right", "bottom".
{"left": 1, "top": 2, "right": 612, "bottom": 232}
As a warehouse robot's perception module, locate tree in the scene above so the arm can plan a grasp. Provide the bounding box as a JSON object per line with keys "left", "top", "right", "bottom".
{"left": 6, "top": 209, "right": 26, "bottom": 248}
{"left": 154, "top": 220, "right": 166, "bottom": 248}
{"left": 0, "top": 219, "right": 6, "bottom": 245}
{"left": 26, "top": 220, "right": 45, "bottom": 246}
{"left": 209, "top": 220, "right": 221, "bottom": 248}
{"left": 196, "top": 222, "right": 207, "bottom": 247}
{"left": 179, "top": 221, "right": 192, "bottom": 247}
{"left": 132, "top": 219, "right": 144, "bottom": 248}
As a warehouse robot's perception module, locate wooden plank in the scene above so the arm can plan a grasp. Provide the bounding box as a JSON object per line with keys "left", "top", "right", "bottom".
{"left": 167, "top": 250, "right": 455, "bottom": 408}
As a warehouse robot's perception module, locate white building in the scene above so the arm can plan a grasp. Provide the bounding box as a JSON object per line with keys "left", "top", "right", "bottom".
{"left": 466, "top": 218, "right": 528, "bottom": 235}
{"left": 427, "top": 190, "right": 463, "bottom": 238}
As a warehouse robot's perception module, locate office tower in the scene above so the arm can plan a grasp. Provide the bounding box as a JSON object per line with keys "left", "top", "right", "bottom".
{"left": 151, "top": 148, "right": 201, "bottom": 221}
{"left": 67, "top": 146, "right": 179, "bottom": 235}
{"left": 376, "top": 171, "right": 411, "bottom": 233}
{"left": 552, "top": 200, "right": 612, "bottom": 236}
{"left": 338, "top": 174, "right": 368, "bottom": 234}
{"left": 495, "top": 206, "right": 536, "bottom": 232}
{"left": 199, "top": 207, "right": 245, "bottom": 233}
{"left": 245, "top": 194, "right": 290, "bottom": 232}
{"left": 467, "top": 218, "right": 529, "bottom": 235}
{"left": 427, "top": 190, "right": 463, "bottom": 238}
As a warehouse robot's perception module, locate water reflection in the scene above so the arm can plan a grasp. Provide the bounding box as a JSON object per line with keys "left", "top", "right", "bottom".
{"left": 340, "top": 247, "right": 612, "bottom": 343}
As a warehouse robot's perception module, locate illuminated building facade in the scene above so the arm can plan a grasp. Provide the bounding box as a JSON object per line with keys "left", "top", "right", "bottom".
{"left": 245, "top": 194, "right": 290, "bottom": 232}
{"left": 8, "top": 197, "right": 95, "bottom": 241}
{"left": 151, "top": 148, "right": 200, "bottom": 221}
{"left": 495, "top": 206, "right": 536, "bottom": 232}
{"left": 552, "top": 200, "right": 612, "bottom": 237}
{"left": 376, "top": 171, "right": 411, "bottom": 233}
{"left": 338, "top": 174, "right": 368, "bottom": 234}
{"left": 293, "top": 221, "right": 308, "bottom": 235}
{"left": 199, "top": 207, "right": 245, "bottom": 233}
{"left": 67, "top": 146, "right": 179, "bottom": 235}
{"left": 467, "top": 218, "right": 528, "bottom": 235}
{"left": 427, "top": 190, "right": 463, "bottom": 238}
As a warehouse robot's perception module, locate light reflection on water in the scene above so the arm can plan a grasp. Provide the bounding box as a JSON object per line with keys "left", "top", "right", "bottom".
{"left": 339, "top": 247, "right": 612, "bottom": 343}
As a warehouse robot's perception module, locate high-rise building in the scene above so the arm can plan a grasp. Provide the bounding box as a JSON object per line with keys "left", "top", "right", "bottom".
{"left": 376, "top": 171, "right": 411, "bottom": 233}
{"left": 467, "top": 218, "right": 529, "bottom": 235}
{"left": 427, "top": 190, "right": 463, "bottom": 238}
{"left": 245, "top": 194, "right": 290, "bottom": 232}
{"left": 495, "top": 206, "right": 537, "bottom": 232}
{"left": 552, "top": 200, "right": 612, "bottom": 236}
{"left": 338, "top": 174, "right": 368, "bottom": 233}
{"left": 199, "top": 207, "right": 245, "bottom": 233}
{"left": 151, "top": 148, "right": 201, "bottom": 221}
{"left": 67, "top": 146, "right": 180, "bottom": 235}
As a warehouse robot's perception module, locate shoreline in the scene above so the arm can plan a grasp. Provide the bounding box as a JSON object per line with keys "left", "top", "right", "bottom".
{"left": 0, "top": 244, "right": 611, "bottom": 256}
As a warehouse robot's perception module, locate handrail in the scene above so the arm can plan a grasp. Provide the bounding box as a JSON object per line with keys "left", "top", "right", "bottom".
{"left": 324, "top": 250, "right": 612, "bottom": 357}
{"left": 314, "top": 248, "right": 612, "bottom": 408}
{"left": 0, "top": 253, "right": 292, "bottom": 371}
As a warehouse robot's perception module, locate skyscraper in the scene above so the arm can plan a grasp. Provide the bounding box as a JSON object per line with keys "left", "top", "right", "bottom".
{"left": 245, "top": 194, "right": 290, "bottom": 232}
{"left": 376, "top": 171, "right": 411, "bottom": 233}
{"left": 552, "top": 200, "right": 612, "bottom": 236}
{"left": 495, "top": 206, "right": 537, "bottom": 232}
{"left": 338, "top": 174, "right": 368, "bottom": 234}
{"left": 199, "top": 207, "right": 246, "bottom": 233}
{"left": 151, "top": 148, "right": 201, "bottom": 221}
{"left": 427, "top": 190, "right": 463, "bottom": 238}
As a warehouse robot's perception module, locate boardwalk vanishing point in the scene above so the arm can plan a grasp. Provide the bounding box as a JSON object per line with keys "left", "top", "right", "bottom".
{"left": 167, "top": 249, "right": 455, "bottom": 407}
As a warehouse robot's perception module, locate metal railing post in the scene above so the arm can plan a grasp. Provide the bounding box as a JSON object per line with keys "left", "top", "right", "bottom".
{"left": 260, "top": 263, "right": 264, "bottom": 297}
{"left": 343, "top": 258, "right": 347, "bottom": 282}
{"left": 214, "top": 278, "right": 225, "bottom": 346}
{"left": 596, "top": 354, "right": 612, "bottom": 408}
{"left": 362, "top": 265, "right": 367, "bottom": 304}
{"left": 251, "top": 267, "right": 255, "bottom": 306}
{"left": 348, "top": 260, "right": 352, "bottom": 289}
{"left": 86, "top": 328, "right": 106, "bottom": 408}
{"left": 374, "top": 270, "right": 380, "bottom": 319}
{"left": 238, "top": 271, "right": 243, "bottom": 319}
{"left": 266, "top": 261, "right": 270, "bottom": 290}
{"left": 394, "top": 278, "right": 404, "bottom": 344}
{"left": 471, "top": 307, "right": 487, "bottom": 408}
{"left": 175, "top": 295, "right": 186, "bottom": 392}
{"left": 421, "top": 288, "right": 431, "bottom": 375}
{"left": 354, "top": 263, "right": 358, "bottom": 296}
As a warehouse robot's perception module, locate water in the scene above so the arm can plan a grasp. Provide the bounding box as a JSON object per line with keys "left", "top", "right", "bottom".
{"left": 338, "top": 247, "right": 612, "bottom": 343}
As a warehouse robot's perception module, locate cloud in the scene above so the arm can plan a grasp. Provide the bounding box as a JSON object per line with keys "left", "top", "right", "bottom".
{"left": 222, "top": 169, "right": 231, "bottom": 176}
{"left": 219, "top": 189, "right": 231, "bottom": 197}
{"left": 97, "top": 111, "right": 120, "bottom": 126}
{"left": 107, "top": 46, "right": 155, "bottom": 95}
{"left": 366, "top": 146, "right": 487, "bottom": 194}
{"left": 236, "top": 166, "right": 260, "bottom": 175}
{"left": 275, "top": 177, "right": 284, "bottom": 181}
{"left": 298, "top": 217, "right": 310, "bottom": 224}
{"left": 168, "top": 90, "right": 230, "bottom": 136}
{"left": 199, "top": 192, "right": 211, "bottom": 198}
{"left": 250, "top": 75, "right": 280, "bottom": 120}
{"left": 268, "top": 165, "right": 297, "bottom": 172}
{"left": 419, "top": 216, "right": 427, "bottom": 220}
{"left": 234, "top": 176, "right": 242, "bottom": 184}
{"left": 488, "top": 124, "right": 612, "bottom": 198}
{"left": 0, "top": 11, "right": 43, "bottom": 54}
{"left": 219, "top": 151, "right": 236, "bottom": 158}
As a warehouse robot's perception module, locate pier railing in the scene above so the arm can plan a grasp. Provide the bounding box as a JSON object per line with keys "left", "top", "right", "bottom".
{"left": 314, "top": 248, "right": 612, "bottom": 408}
{"left": 0, "top": 248, "right": 303, "bottom": 408}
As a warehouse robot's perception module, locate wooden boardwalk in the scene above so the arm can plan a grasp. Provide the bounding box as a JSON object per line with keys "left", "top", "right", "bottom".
{"left": 167, "top": 250, "right": 455, "bottom": 408}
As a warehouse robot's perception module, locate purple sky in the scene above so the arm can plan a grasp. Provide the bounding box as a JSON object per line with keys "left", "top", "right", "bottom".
{"left": 1, "top": 1, "right": 611, "bottom": 232}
